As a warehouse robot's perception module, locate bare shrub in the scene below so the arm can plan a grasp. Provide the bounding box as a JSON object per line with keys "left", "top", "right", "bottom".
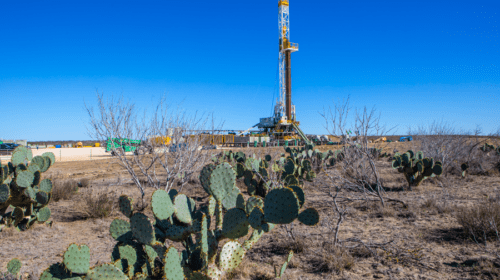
{"left": 51, "top": 179, "right": 79, "bottom": 202}
{"left": 455, "top": 198, "right": 500, "bottom": 243}
{"left": 85, "top": 92, "right": 219, "bottom": 205}
{"left": 408, "top": 122, "right": 500, "bottom": 177}
{"left": 76, "top": 186, "right": 118, "bottom": 219}
{"left": 320, "top": 95, "right": 405, "bottom": 208}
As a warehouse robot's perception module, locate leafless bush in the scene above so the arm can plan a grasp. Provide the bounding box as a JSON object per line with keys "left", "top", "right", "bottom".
{"left": 455, "top": 198, "right": 500, "bottom": 243}
{"left": 320, "top": 95, "right": 401, "bottom": 207}
{"left": 77, "top": 186, "right": 118, "bottom": 219}
{"left": 51, "top": 179, "right": 79, "bottom": 202}
{"left": 85, "top": 92, "right": 220, "bottom": 205}
{"left": 408, "top": 121, "right": 499, "bottom": 176}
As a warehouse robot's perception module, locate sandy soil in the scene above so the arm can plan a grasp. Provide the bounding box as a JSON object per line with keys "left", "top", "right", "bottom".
{"left": 1, "top": 142, "right": 500, "bottom": 279}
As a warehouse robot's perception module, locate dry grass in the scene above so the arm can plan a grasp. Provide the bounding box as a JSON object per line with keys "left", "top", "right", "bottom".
{"left": 76, "top": 186, "right": 119, "bottom": 219}
{"left": 78, "top": 178, "right": 92, "bottom": 188}
{"left": 454, "top": 198, "right": 500, "bottom": 242}
{"left": 310, "top": 244, "right": 354, "bottom": 274}
{"left": 51, "top": 179, "right": 79, "bottom": 202}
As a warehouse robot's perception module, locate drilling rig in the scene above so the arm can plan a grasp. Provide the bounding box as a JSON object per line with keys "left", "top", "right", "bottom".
{"left": 239, "top": 0, "right": 311, "bottom": 145}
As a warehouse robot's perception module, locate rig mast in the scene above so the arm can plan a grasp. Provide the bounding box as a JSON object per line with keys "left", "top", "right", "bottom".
{"left": 276, "top": 0, "right": 298, "bottom": 123}
{"left": 241, "top": 0, "right": 310, "bottom": 144}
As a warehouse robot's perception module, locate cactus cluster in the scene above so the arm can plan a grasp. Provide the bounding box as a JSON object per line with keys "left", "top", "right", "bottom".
{"left": 480, "top": 143, "right": 496, "bottom": 153}
{"left": 41, "top": 160, "right": 319, "bottom": 279}
{"left": 0, "top": 146, "right": 54, "bottom": 231}
{"left": 392, "top": 150, "right": 443, "bottom": 189}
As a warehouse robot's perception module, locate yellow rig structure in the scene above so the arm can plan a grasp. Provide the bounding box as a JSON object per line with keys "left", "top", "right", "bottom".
{"left": 238, "top": 0, "right": 311, "bottom": 145}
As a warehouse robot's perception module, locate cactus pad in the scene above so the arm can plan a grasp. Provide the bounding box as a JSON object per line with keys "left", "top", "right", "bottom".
{"left": 15, "top": 170, "right": 34, "bottom": 189}
{"left": 36, "top": 191, "right": 50, "bottom": 205}
{"left": 28, "top": 162, "right": 41, "bottom": 173}
{"left": 109, "top": 218, "right": 132, "bottom": 242}
{"left": 433, "top": 164, "right": 443, "bottom": 176}
{"left": 118, "top": 195, "right": 134, "bottom": 218}
{"left": 63, "top": 243, "right": 90, "bottom": 274}
{"left": 115, "top": 245, "right": 137, "bottom": 276}
{"left": 31, "top": 156, "right": 45, "bottom": 170}
{"left": 39, "top": 179, "right": 53, "bottom": 193}
{"left": 12, "top": 207, "right": 24, "bottom": 226}
{"left": 163, "top": 246, "right": 185, "bottom": 280}
{"left": 35, "top": 207, "right": 50, "bottom": 222}
{"left": 24, "top": 186, "right": 37, "bottom": 202}
{"left": 248, "top": 206, "right": 264, "bottom": 229}
{"left": 284, "top": 175, "right": 298, "bottom": 186}
{"left": 0, "top": 183, "right": 10, "bottom": 204}
{"left": 222, "top": 208, "right": 249, "bottom": 239}
{"left": 288, "top": 185, "right": 304, "bottom": 208}
{"left": 86, "top": 263, "right": 128, "bottom": 280}
{"left": 298, "top": 208, "right": 320, "bottom": 226}
{"left": 130, "top": 213, "right": 155, "bottom": 245}
{"left": 219, "top": 241, "right": 246, "bottom": 272}
{"left": 151, "top": 190, "right": 174, "bottom": 220}
{"left": 264, "top": 188, "right": 300, "bottom": 224}
{"left": 199, "top": 164, "right": 216, "bottom": 195}
{"left": 39, "top": 156, "right": 51, "bottom": 173}
{"left": 208, "top": 195, "right": 216, "bottom": 216}
{"left": 236, "top": 193, "right": 245, "bottom": 210}
{"left": 42, "top": 152, "right": 56, "bottom": 166}
{"left": 245, "top": 196, "right": 263, "bottom": 214}
{"left": 7, "top": 258, "right": 21, "bottom": 275}
{"left": 173, "top": 194, "right": 193, "bottom": 224}
{"left": 284, "top": 159, "right": 295, "bottom": 175}
{"left": 11, "top": 147, "right": 29, "bottom": 166}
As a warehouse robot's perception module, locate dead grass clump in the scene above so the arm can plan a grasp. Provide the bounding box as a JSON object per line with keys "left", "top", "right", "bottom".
{"left": 51, "top": 179, "right": 79, "bottom": 202}
{"left": 421, "top": 198, "right": 452, "bottom": 214}
{"left": 280, "top": 238, "right": 306, "bottom": 254}
{"left": 371, "top": 205, "right": 396, "bottom": 218}
{"left": 78, "top": 178, "right": 92, "bottom": 188}
{"left": 455, "top": 198, "right": 500, "bottom": 242}
{"left": 77, "top": 186, "right": 118, "bottom": 219}
{"left": 473, "top": 257, "right": 500, "bottom": 279}
{"left": 311, "top": 244, "right": 354, "bottom": 274}
{"left": 0, "top": 273, "right": 18, "bottom": 280}
{"left": 350, "top": 245, "right": 374, "bottom": 259}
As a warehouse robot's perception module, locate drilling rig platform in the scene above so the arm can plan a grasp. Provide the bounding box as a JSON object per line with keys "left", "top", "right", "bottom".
{"left": 233, "top": 0, "right": 312, "bottom": 147}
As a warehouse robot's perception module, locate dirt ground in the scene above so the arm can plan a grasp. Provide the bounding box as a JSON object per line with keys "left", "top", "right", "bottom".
{"left": 1, "top": 142, "right": 500, "bottom": 279}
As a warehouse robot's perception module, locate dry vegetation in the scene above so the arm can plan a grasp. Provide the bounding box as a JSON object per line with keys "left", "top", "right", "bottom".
{"left": 1, "top": 138, "right": 500, "bottom": 279}
{"left": 2, "top": 95, "right": 500, "bottom": 279}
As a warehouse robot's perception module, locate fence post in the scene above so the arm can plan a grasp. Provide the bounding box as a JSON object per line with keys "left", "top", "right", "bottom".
{"left": 60, "top": 149, "right": 61, "bottom": 162}
{"left": 90, "top": 149, "right": 92, "bottom": 159}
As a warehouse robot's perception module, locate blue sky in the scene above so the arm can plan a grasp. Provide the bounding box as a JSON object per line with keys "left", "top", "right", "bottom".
{"left": 1, "top": 0, "right": 498, "bottom": 141}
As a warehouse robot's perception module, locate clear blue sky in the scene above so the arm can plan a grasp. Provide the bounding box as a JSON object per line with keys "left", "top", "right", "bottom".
{"left": 1, "top": 0, "right": 498, "bottom": 141}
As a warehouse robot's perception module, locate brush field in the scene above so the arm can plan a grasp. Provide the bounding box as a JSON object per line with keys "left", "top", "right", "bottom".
{"left": 2, "top": 140, "right": 500, "bottom": 279}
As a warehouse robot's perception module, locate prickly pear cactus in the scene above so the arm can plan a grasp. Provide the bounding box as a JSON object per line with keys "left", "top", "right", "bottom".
{"left": 6, "top": 258, "right": 22, "bottom": 276}
{"left": 41, "top": 160, "right": 321, "bottom": 279}
{"left": 0, "top": 146, "right": 55, "bottom": 231}
{"left": 392, "top": 150, "right": 442, "bottom": 189}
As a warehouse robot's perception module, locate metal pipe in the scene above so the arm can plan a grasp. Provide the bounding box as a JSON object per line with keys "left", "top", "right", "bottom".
{"left": 285, "top": 50, "right": 292, "bottom": 121}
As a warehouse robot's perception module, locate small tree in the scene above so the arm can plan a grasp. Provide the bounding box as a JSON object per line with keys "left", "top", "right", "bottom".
{"left": 85, "top": 92, "right": 220, "bottom": 205}
{"left": 320, "top": 95, "right": 396, "bottom": 207}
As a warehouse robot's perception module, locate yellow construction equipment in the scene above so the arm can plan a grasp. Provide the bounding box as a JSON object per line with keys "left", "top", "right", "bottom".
{"left": 373, "top": 137, "right": 387, "bottom": 143}
{"left": 95, "top": 143, "right": 100, "bottom": 147}
{"left": 76, "top": 142, "right": 83, "bottom": 148}
{"left": 150, "top": 136, "right": 171, "bottom": 145}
